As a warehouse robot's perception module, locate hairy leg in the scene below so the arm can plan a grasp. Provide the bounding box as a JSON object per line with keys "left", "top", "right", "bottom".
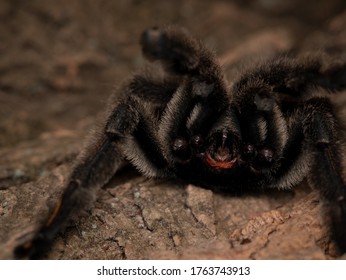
{"left": 141, "top": 27, "right": 233, "bottom": 163}
{"left": 14, "top": 132, "right": 125, "bottom": 259}
{"left": 233, "top": 56, "right": 346, "bottom": 99}
{"left": 302, "top": 98, "right": 346, "bottom": 254}
{"left": 272, "top": 97, "right": 346, "bottom": 253}
{"left": 14, "top": 74, "right": 174, "bottom": 259}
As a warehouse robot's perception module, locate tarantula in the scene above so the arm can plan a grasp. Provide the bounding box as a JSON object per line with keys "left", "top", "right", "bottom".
{"left": 15, "top": 26, "right": 346, "bottom": 259}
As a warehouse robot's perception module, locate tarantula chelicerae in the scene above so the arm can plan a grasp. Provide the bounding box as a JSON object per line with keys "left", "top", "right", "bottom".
{"left": 15, "top": 26, "right": 346, "bottom": 259}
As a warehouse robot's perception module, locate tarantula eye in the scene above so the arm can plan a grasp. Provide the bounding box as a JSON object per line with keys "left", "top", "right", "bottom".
{"left": 243, "top": 144, "right": 256, "bottom": 156}
{"left": 172, "top": 137, "right": 192, "bottom": 162}
{"left": 192, "top": 135, "right": 204, "bottom": 146}
{"left": 258, "top": 148, "right": 274, "bottom": 163}
{"left": 173, "top": 138, "right": 188, "bottom": 151}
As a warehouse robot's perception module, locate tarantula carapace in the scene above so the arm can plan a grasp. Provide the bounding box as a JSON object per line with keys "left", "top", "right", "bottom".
{"left": 15, "top": 26, "right": 346, "bottom": 259}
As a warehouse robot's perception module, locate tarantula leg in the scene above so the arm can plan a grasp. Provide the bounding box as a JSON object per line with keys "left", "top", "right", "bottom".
{"left": 158, "top": 81, "right": 197, "bottom": 161}
{"left": 14, "top": 136, "right": 125, "bottom": 259}
{"left": 234, "top": 90, "right": 288, "bottom": 171}
{"left": 14, "top": 90, "right": 159, "bottom": 259}
{"left": 106, "top": 76, "right": 170, "bottom": 174}
{"left": 312, "top": 143, "right": 346, "bottom": 254}
{"left": 106, "top": 100, "right": 140, "bottom": 138}
{"left": 140, "top": 26, "right": 224, "bottom": 83}
{"left": 141, "top": 26, "right": 234, "bottom": 163}
{"left": 158, "top": 75, "right": 230, "bottom": 163}
{"left": 254, "top": 101, "right": 288, "bottom": 166}
{"left": 126, "top": 73, "right": 180, "bottom": 105}
{"left": 140, "top": 27, "right": 199, "bottom": 74}
{"left": 302, "top": 98, "right": 346, "bottom": 254}
{"left": 234, "top": 56, "right": 346, "bottom": 99}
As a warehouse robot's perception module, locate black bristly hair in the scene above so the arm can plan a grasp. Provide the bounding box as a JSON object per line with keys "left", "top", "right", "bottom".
{"left": 14, "top": 26, "right": 346, "bottom": 259}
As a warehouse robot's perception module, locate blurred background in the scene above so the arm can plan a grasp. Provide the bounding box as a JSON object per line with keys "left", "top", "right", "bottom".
{"left": 1, "top": 0, "right": 346, "bottom": 259}
{"left": 1, "top": 0, "right": 346, "bottom": 148}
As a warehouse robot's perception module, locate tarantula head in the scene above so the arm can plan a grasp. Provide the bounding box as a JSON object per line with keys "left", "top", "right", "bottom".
{"left": 204, "top": 130, "right": 240, "bottom": 170}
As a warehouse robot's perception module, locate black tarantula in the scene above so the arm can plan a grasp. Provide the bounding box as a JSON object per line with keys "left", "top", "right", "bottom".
{"left": 15, "top": 26, "right": 346, "bottom": 259}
